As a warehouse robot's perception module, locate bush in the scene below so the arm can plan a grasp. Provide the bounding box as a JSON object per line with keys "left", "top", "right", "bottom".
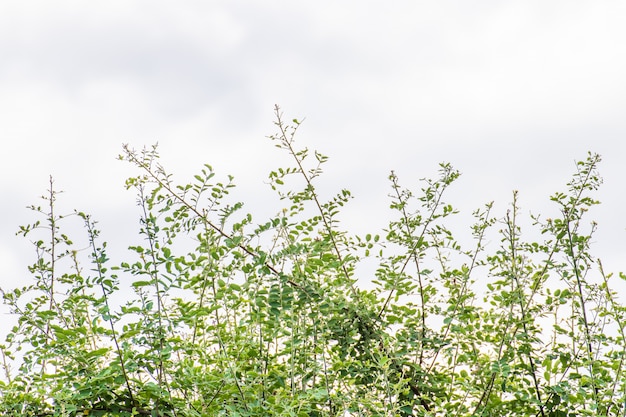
{"left": 1, "top": 107, "right": 624, "bottom": 416}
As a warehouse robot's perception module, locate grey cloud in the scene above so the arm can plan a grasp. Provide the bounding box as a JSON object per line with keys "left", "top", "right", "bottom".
{"left": 1, "top": 0, "right": 625, "bottom": 298}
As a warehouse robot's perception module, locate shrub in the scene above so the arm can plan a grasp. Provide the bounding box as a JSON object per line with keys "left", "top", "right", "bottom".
{"left": 1, "top": 106, "right": 624, "bottom": 416}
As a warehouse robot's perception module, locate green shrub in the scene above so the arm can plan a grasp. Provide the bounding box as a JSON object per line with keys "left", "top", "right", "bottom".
{"left": 1, "top": 106, "right": 624, "bottom": 416}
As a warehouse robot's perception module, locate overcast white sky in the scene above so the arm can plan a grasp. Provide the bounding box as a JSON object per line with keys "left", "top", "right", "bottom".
{"left": 1, "top": 1, "right": 625, "bottom": 294}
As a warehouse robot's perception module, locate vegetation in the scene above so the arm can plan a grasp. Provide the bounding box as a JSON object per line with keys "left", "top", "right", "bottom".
{"left": 1, "top": 107, "right": 624, "bottom": 416}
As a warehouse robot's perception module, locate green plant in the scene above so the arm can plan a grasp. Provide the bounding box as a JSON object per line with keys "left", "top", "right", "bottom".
{"left": 1, "top": 106, "right": 624, "bottom": 416}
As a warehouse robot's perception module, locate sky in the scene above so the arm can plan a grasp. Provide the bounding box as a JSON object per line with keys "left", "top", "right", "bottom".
{"left": 1, "top": 1, "right": 626, "bottom": 298}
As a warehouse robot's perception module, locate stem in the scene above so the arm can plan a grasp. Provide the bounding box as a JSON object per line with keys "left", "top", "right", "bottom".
{"left": 565, "top": 217, "right": 599, "bottom": 407}
{"left": 82, "top": 215, "right": 136, "bottom": 407}
{"left": 378, "top": 170, "right": 453, "bottom": 319}
{"left": 273, "top": 105, "right": 355, "bottom": 296}
{"left": 506, "top": 194, "right": 545, "bottom": 417}
{"left": 137, "top": 186, "right": 177, "bottom": 414}
{"left": 598, "top": 260, "right": 626, "bottom": 416}
{"left": 41, "top": 177, "right": 57, "bottom": 377}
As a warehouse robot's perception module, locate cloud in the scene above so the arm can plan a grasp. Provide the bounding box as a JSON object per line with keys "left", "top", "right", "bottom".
{"left": 0, "top": 0, "right": 625, "bottom": 295}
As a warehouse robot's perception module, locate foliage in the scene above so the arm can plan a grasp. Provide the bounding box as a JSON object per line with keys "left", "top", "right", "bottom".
{"left": 1, "top": 106, "right": 625, "bottom": 416}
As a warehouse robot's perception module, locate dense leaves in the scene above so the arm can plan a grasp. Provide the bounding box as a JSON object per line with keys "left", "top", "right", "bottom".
{"left": 1, "top": 107, "right": 624, "bottom": 416}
